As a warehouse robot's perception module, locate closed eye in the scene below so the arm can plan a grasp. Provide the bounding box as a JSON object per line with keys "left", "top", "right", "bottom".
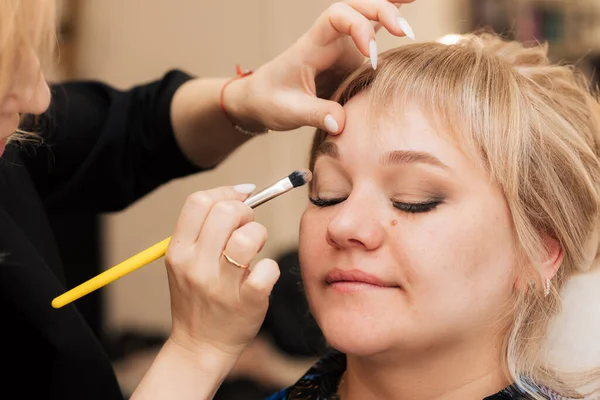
{"left": 309, "top": 197, "right": 346, "bottom": 207}
{"left": 392, "top": 200, "right": 441, "bottom": 213}
{"left": 309, "top": 197, "right": 442, "bottom": 213}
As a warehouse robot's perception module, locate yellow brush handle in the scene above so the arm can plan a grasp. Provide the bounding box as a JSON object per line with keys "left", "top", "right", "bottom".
{"left": 51, "top": 237, "right": 172, "bottom": 309}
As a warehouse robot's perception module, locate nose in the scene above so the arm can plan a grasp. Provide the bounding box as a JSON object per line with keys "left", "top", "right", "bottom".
{"left": 326, "top": 190, "right": 385, "bottom": 251}
{"left": 17, "top": 69, "right": 51, "bottom": 116}
{"left": 1, "top": 49, "right": 51, "bottom": 116}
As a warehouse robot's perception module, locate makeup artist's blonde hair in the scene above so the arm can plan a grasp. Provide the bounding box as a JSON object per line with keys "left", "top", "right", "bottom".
{"left": 0, "top": 0, "right": 56, "bottom": 142}
{"left": 309, "top": 33, "right": 600, "bottom": 398}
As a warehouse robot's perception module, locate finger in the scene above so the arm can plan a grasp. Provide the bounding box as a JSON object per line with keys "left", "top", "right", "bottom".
{"left": 221, "top": 222, "right": 268, "bottom": 272}
{"left": 326, "top": 2, "right": 377, "bottom": 58}
{"left": 371, "top": 2, "right": 413, "bottom": 34}
{"left": 171, "top": 184, "right": 256, "bottom": 247}
{"left": 372, "top": 1, "right": 402, "bottom": 33}
{"left": 372, "top": 20, "right": 383, "bottom": 34}
{"left": 240, "top": 258, "right": 280, "bottom": 305}
{"left": 195, "top": 199, "right": 254, "bottom": 261}
{"left": 345, "top": 0, "right": 415, "bottom": 40}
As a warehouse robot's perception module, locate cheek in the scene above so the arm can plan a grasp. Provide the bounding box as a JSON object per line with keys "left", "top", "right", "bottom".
{"left": 458, "top": 201, "right": 517, "bottom": 283}
{"left": 397, "top": 200, "right": 517, "bottom": 305}
{"left": 298, "top": 210, "right": 329, "bottom": 281}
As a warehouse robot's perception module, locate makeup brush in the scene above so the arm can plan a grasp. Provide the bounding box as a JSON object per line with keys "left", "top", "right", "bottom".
{"left": 51, "top": 169, "right": 312, "bottom": 309}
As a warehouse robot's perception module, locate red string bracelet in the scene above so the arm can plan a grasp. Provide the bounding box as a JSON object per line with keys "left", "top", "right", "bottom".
{"left": 219, "top": 64, "right": 270, "bottom": 137}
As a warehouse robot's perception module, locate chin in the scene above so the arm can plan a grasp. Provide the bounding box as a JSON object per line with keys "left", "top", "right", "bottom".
{"left": 316, "top": 309, "right": 401, "bottom": 356}
{"left": 325, "top": 335, "right": 393, "bottom": 357}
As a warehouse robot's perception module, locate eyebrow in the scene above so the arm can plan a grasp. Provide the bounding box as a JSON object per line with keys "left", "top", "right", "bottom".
{"left": 315, "top": 141, "right": 339, "bottom": 159}
{"left": 315, "top": 141, "right": 449, "bottom": 170}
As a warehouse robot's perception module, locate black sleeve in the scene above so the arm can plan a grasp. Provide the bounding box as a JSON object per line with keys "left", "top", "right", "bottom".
{"left": 20, "top": 69, "right": 204, "bottom": 213}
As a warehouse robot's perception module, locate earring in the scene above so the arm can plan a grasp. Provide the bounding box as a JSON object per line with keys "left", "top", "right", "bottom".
{"left": 544, "top": 278, "right": 551, "bottom": 297}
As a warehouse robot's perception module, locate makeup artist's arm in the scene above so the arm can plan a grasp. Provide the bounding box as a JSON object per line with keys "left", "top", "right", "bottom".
{"left": 170, "top": 0, "right": 416, "bottom": 168}
{"left": 131, "top": 336, "right": 317, "bottom": 400}
{"left": 131, "top": 338, "right": 240, "bottom": 400}
{"left": 22, "top": 71, "right": 202, "bottom": 213}
{"left": 168, "top": 77, "right": 255, "bottom": 170}
{"left": 227, "top": 335, "right": 318, "bottom": 389}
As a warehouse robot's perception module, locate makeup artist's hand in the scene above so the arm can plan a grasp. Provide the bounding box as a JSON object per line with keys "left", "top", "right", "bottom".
{"left": 132, "top": 186, "right": 278, "bottom": 398}
{"left": 164, "top": 184, "right": 279, "bottom": 360}
{"left": 225, "top": 0, "right": 416, "bottom": 134}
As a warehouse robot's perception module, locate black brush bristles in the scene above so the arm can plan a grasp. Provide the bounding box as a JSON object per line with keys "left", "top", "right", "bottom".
{"left": 288, "top": 169, "right": 313, "bottom": 188}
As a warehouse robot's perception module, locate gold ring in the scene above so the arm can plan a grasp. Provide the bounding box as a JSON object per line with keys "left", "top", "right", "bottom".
{"left": 222, "top": 251, "right": 249, "bottom": 269}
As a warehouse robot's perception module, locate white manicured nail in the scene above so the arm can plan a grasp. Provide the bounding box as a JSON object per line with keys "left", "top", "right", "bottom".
{"left": 398, "top": 17, "right": 415, "bottom": 40}
{"left": 234, "top": 184, "right": 256, "bottom": 194}
{"left": 369, "top": 39, "right": 378, "bottom": 70}
{"left": 324, "top": 114, "right": 339, "bottom": 133}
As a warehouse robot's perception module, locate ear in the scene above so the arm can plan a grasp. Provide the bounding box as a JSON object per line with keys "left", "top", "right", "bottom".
{"left": 541, "top": 234, "right": 564, "bottom": 280}
{"left": 513, "top": 234, "right": 564, "bottom": 292}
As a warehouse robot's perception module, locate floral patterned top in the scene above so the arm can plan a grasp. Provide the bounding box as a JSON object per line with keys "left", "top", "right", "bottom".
{"left": 265, "top": 350, "right": 573, "bottom": 400}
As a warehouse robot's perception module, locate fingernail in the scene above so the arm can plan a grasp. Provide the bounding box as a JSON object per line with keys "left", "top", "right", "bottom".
{"left": 369, "top": 39, "right": 378, "bottom": 70}
{"left": 398, "top": 17, "right": 415, "bottom": 40}
{"left": 324, "top": 114, "right": 339, "bottom": 133}
{"left": 234, "top": 183, "right": 256, "bottom": 194}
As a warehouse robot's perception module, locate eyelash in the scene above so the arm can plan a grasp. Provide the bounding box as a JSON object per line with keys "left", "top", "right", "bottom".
{"left": 392, "top": 201, "right": 440, "bottom": 213}
{"left": 308, "top": 197, "right": 442, "bottom": 213}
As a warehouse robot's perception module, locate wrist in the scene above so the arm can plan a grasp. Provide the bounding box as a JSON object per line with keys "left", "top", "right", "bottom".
{"left": 165, "top": 336, "right": 241, "bottom": 379}
{"left": 130, "top": 337, "right": 243, "bottom": 400}
{"left": 222, "top": 73, "right": 269, "bottom": 135}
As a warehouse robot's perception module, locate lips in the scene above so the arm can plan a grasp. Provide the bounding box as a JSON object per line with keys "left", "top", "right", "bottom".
{"left": 325, "top": 268, "right": 399, "bottom": 288}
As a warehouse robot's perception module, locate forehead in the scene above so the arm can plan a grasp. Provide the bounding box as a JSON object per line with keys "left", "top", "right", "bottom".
{"left": 318, "top": 93, "right": 469, "bottom": 172}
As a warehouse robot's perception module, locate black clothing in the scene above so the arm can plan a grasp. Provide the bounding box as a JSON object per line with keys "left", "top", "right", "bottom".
{"left": 266, "top": 350, "right": 568, "bottom": 400}
{"left": 0, "top": 70, "right": 200, "bottom": 399}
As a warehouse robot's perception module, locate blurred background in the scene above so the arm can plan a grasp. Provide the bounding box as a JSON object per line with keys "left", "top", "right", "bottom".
{"left": 48, "top": 0, "right": 600, "bottom": 398}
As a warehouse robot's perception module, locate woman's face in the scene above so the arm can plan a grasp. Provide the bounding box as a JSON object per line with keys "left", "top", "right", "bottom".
{"left": 0, "top": 48, "right": 51, "bottom": 156}
{"left": 299, "top": 93, "right": 519, "bottom": 356}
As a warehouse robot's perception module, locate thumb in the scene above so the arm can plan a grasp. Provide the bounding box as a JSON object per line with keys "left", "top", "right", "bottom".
{"left": 302, "top": 97, "right": 346, "bottom": 135}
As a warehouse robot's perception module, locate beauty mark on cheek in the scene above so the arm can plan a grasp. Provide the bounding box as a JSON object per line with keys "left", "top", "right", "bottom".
{"left": 390, "top": 219, "right": 398, "bottom": 226}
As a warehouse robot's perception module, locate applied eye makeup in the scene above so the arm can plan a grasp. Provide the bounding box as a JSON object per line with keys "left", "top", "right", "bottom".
{"left": 309, "top": 139, "right": 452, "bottom": 214}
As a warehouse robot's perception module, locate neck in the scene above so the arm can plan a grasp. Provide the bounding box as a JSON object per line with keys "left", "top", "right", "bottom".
{"left": 338, "top": 336, "right": 511, "bottom": 400}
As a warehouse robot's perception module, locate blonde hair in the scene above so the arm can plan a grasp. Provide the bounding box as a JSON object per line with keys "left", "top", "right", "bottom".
{"left": 0, "top": 0, "right": 56, "bottom": 143}
{"left": 309, "top": 33, "right": 600, "bottom": 398}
